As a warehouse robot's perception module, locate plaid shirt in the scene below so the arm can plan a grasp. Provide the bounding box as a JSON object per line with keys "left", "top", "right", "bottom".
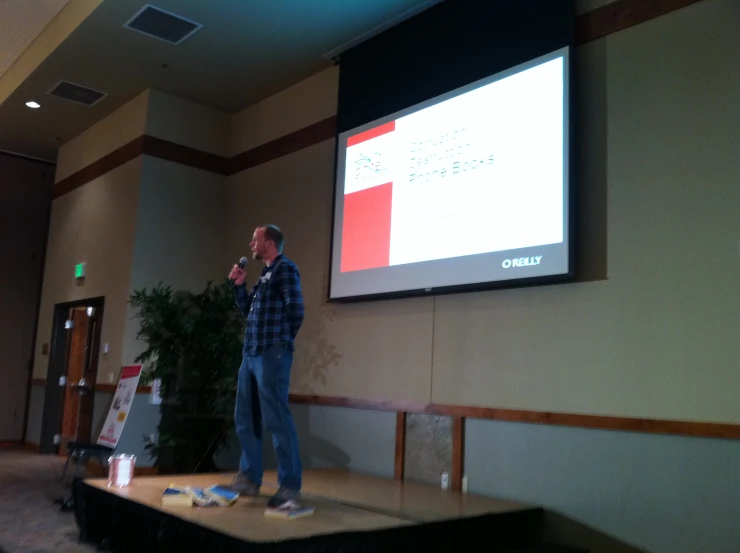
{"left": 234, "top": 254, "right": 305, "bottom": 356}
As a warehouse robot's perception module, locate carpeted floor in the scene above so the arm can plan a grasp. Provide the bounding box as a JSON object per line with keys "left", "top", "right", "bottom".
{"left": 0, "top": 447, "right": 97, "bottom": 552}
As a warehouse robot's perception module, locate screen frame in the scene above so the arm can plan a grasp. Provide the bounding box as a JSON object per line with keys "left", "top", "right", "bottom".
{"left": 328, "top": 45, "right": 576, "bottom": 303}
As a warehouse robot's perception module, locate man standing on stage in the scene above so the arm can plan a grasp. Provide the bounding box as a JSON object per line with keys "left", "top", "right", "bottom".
{"left": 226, "top": 224, "right": 305, "bottom": 510}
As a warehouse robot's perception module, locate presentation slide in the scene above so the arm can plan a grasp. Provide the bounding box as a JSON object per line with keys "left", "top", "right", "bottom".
{"left": 330, "top": 48, "right": 571, "bottom": 300}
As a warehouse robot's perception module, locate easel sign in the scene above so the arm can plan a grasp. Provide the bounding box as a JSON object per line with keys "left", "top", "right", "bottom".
{"left": 97, "top": 365, "right": 142, "bottom": 449}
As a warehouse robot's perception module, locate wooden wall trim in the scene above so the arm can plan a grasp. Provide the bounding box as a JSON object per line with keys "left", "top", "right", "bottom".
{"left": 49, "top": 0, "right": 703, "bottom": 199}
{"left": 289, "top": 394, "right": 740, "bottom": 440}
{"left": 450, "top": 416, "right": 465, "bottom": 492}
{"left": 576, "top": 0, "right": 705, "bottom": 44}
{"left": 30, "top": 378, "right": 738, "bottom": 439}
{"left": 29, "top": 378, "right": 151, "bottom": 394}
{"left": 22, "top": 441, "right": 40, "bottom": 453}
{"left": 394, "top": 412, "right": 406, "bottom": 480}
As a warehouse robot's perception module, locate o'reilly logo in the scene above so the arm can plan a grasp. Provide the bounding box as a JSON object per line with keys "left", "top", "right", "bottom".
{"left": 502, "top": 255, "right": 542, "bottom": 269}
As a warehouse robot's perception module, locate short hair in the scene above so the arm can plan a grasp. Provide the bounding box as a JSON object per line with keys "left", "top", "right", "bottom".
{"left": 260, "top": 224, "right": 284, "bottom": 253}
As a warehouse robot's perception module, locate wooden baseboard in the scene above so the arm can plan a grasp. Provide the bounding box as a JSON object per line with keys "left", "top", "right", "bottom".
{"left": 22, "top": 442, "right": 40, "bottom": 453}
{"left": 451, "top": 416, "right": 465, "bottom": 491}
{"left": 394, "top": 412, "right": 406, "bottom": 480}
{"left": 29, "top": 378, "right": 152, "bottom": 394}
{"left": 31, "top": 387, "right": 739, "bottom": 441}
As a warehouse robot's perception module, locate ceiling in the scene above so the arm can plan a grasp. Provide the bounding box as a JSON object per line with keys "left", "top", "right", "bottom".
{"left": 0, "top": 0, "right": 441, "bottom": 162}
{"left": 0, "top": 0, "right": 69, "bottom": 78}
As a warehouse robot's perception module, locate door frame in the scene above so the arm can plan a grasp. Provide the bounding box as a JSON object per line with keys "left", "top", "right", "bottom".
{"left": 39, "top": 296, "right": 104, "bottom": 454}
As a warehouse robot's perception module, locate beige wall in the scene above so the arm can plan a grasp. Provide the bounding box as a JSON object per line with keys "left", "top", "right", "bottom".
{"left": 432, "top": 0, "right": 740, "bottom": 422}
{"left": 33, "top": 0, "right": 739, "bottom": 422}
{"left": 43, "top": 89, "right": 234, "bottom": 383}
{"left": 121, "top": 156, "right": 231, "bottom": 368}
{"left": 55, "top": 91, "right": 149, "bottom": 182}
{"left": 34, "top": 157, "right": 142, "bottom": 380}
{"left": 146, "top": 90, "right": 230, "bottom": 157}
{"left": 226, "top": 0, "right": 740, "bottom": 422}
{"left": 229, "top": 66, "right": 338, "bottom": 155}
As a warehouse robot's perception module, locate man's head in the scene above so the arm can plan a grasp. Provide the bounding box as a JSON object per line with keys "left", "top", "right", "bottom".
{"left": 250, "top": 224, "right": 284, "bottom": 263}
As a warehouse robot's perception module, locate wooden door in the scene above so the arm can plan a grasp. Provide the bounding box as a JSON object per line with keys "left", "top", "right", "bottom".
{"left": 59, "top": 306, "right": 100, "bottom": 454}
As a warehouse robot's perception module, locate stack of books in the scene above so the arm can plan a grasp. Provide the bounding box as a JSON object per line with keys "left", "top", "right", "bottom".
{"left": 161, "top": 485, "right": 240, "bottom": 507}
{"left": 161, "top": 484, "right": 315, "bottom": 519}
{"left": 161, "top": 486, "right": 192, "bottom": 507}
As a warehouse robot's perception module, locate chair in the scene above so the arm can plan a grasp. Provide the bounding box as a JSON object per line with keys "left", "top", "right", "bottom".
{"left": 59, "top": 442, "right": 115, "bottom": 484}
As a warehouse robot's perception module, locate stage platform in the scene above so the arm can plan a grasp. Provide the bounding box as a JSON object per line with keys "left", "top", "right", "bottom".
{"left": 73, "top": 468, "right": 554, "bottom": 552}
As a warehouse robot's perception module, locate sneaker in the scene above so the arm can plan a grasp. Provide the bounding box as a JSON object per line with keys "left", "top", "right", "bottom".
{"left": 222, "top": 473, "right": 260, "bottom": 497}
{"left": 267, "top": 486, "right": 301, "bottom": 508}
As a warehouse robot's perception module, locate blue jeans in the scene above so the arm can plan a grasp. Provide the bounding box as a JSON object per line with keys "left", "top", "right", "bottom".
{"left": 234, "top": 345, "right": 301, "bottom": 490}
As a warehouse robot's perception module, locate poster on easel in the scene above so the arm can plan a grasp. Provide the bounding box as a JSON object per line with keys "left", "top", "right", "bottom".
{"left": 96, "top": 365, "right": 142, "bottom": 448}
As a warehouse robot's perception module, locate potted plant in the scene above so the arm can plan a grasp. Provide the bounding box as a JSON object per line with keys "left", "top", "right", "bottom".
{"left": 129, "top": 280, "right": 244, "bottom": 473}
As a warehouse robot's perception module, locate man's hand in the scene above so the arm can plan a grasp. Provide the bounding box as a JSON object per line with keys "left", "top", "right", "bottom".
{"left": 229, "top": 264, "right": 246, "bottom": 286}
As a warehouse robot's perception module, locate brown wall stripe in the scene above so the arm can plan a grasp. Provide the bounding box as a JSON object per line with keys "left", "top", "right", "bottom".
{"left": 53, "top": 136, "right": 230, "bottom": 198}
{"left": 30, "top": 378, "right": 740, "bottom": 439}
{"left": 575, "top": 0, "right": 705, "bottom": 44}
{"left": 53, "top": 136, "right": 145, "bottom": 198}
{"left": 142, "top": 135, "right": 228, "bottom": 175}
{"left": 51, "top": 0, "right": 703, "bottom": 199}
{"left": 228, "top": 116, "right": 337, "bottom": 175}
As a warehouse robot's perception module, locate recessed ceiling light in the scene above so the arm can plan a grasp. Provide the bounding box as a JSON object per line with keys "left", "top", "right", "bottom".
{"left": 26, "top": 101, "right": 41, "bottom": 109}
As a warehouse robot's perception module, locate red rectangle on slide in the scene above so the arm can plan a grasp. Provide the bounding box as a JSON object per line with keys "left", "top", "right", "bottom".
{"left": 347, "top": 121, "right": 395, "bottom": 147}
{"left": 341, "top": 182, "right": 393, "bottom": 272}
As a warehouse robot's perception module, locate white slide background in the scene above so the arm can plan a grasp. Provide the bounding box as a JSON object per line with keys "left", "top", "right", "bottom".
{"left": 344, "top": 56, "right": 565, "bottom": 268}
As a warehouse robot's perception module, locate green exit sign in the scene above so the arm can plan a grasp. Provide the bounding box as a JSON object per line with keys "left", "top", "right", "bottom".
{"left": 75, "top": 262, "right": 86, "bottom": 278}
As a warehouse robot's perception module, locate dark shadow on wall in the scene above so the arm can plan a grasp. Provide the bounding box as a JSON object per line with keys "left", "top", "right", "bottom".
{"left": 574, "top": 39, "right": 608, "bottom": 282}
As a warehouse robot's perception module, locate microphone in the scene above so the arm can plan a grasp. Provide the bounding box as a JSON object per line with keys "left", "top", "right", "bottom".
{"left": 230, "top": 256, "right": 248, "bottom": 286}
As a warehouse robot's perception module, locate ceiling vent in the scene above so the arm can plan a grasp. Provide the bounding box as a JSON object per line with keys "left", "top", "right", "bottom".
{"left": 123, "top": 4, "right": 202, "bottom": 45}
{"left": 47, "top": 81, "right": 107, "bottom": 106}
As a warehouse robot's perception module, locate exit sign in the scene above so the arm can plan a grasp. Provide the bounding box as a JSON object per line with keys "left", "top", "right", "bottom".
{"left": 75, "top": 262, "right": 86, "bottom": 278}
